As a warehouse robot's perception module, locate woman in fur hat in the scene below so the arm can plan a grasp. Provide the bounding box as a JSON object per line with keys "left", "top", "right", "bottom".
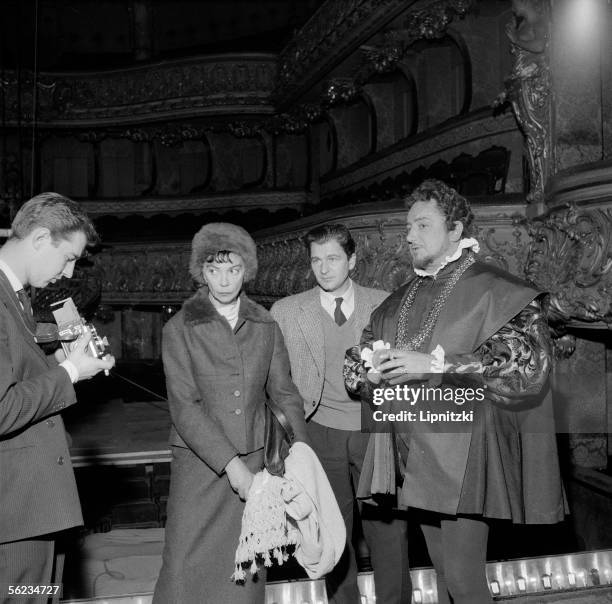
{"left": 153, "top": 223, "right": 309, "bottom": 604}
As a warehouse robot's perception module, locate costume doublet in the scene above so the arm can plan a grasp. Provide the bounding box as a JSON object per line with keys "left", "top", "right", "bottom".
{"left": 345, "top": 248, "right": 567, "bottom": 524}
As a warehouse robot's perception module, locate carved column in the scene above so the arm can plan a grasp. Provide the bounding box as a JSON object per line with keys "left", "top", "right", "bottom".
{"left": 503, "top": 0, "right": 553, "bottom": 208}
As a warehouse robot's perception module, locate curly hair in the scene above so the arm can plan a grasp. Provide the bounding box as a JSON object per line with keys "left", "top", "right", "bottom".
{"left": 404, "top": 179, "right": 475, "bottom": 237}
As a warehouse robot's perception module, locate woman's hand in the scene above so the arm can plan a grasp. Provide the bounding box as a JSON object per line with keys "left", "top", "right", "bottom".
{"left": 225, "top": 456, "right": 255, "bottom": 500}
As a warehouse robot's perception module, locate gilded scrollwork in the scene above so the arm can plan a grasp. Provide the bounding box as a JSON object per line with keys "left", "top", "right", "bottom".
{"left": 251, "top": 210, "right": 531, "bottom": 299}
{"left": 90, "top": 245, "right": 193, "bottom": 304}
{"left": 357, "top": 0, "right": 473, "bottom": 81}
{"left": 276, "top": 0, "right": 408, "bottom": 106}
{"left": 476, "top": 218, "right": 532, "bottom": 276}
{"left": 525, "top": 206, "right": 612, "bottom": 325}
{"left": 76, "top": 193, "right": 307, "bottom": 219}
{"left": 2, "top": 56, "right": 277, "bottom": 126}
{"left": 77, "top": 201, "right": 611, "bottom": 340}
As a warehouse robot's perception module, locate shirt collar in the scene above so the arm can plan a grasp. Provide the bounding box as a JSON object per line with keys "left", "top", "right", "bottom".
{"left": 319, "top": 278, "right": 354, "bottom": 306}
{"left": 209, "top": 293, "right": 241, "bottom": 323}
{"left": 413, "top": 238, "right": 480, "bottom": 278}
{"left": 0, "top": 259, "right": 24, "bottom": 292}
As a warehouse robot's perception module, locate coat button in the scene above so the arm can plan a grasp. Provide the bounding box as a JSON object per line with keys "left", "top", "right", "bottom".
{"left": 46, "top": 419, "right": 55, "bottom": 427}
{"left": 233, "top": 390, "right": 241, "bottom": 397}
{"left": 57, "top": 456, "right": 64, "bottom": 465}
{"left": 234, "top": 409, "right": 242, "bottom": 415}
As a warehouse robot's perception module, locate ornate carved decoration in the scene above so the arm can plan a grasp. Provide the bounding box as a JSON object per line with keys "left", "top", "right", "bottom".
{"left": 77, "top": 124, "right": 210, "bottom": 146}
{"left": 323, "top": 78, "right": 360, "bottom": 106}
{"left": 277, "top": 0, "right": 474, "bottom": 119}
{"left": 495, "top": 0, "right": 552, "bottom": 204}
{"left": 90, "top": 243, "right": 193, "bottom": 305}
{"left": 321, "top": 111, "right": 518, "bottom": 197}
{"left": 251, "top": 201, "right": 531, "bottom": 299}
{"left": 84, "top": 202, "right": 533, "bottom": 305}
{"left": 357, "top": 0, "right": 473, "bottom": 81}
{"left": 79, "top": 191, "right": 309, "bottom": 218}
{"left": 83, "top": 198, "right": 612, "bottom": 337}
{"left": 1, "top": 55, "right": 277, "bottom": 126}
{"left": 275, "top": 0, "right": 409, "bottom": 108}
{"left": 525, "top": 205, "right": 612, "bottom": 326}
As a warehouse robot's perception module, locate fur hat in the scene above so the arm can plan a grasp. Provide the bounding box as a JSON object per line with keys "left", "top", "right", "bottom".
{"left": 189, "top": 222, "right": 258, "bottom": 284}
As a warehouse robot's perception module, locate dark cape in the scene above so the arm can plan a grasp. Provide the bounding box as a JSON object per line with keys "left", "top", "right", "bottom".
{"left": 358, "top": 258, "right": 568, "bottom": 524}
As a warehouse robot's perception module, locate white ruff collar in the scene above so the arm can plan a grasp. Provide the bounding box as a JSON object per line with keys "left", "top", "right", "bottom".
{"left": 414, "top": 238, "right": 480, "bottom": 278}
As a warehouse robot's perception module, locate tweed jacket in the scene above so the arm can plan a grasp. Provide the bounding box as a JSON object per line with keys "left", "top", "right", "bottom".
{"left": 0, "top": 271, "right": 82, "bottom": 544}
{"left": 163, "top": 288, "right": 308, "bottom": 475}
{"left": 270, "top": 282, "right": 388, "bottom": 419}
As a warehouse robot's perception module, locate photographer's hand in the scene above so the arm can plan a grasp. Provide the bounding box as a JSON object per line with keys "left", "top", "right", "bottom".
{"left": 67, "top": 330, "right": 115, "bottom": 381}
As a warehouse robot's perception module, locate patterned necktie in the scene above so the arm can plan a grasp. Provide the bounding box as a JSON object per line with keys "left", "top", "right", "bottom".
{"left": 16, "top": 288, "right": 37, "bottom": 331}
{"left": 334, "top": 297, "right": 347, "bottom": 326}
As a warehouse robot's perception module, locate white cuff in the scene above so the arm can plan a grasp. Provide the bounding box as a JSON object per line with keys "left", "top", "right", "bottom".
{"left": 60, "top": 360, "right": 79, "bottom": 383}
{"left": 430, "top": 345, "right": 445, "bottom": 373}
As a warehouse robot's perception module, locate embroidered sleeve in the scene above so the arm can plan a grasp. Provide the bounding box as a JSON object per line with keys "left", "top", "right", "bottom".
{"left": 444, "top": 299, "right": 551, "bottom": 404}
{"left": 343, "top": 322, "right": 377, "bottom": 399}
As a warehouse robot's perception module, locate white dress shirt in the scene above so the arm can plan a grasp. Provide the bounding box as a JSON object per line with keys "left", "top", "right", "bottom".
{"left": 319, "top": 279, "right": 355, "bottom": 321}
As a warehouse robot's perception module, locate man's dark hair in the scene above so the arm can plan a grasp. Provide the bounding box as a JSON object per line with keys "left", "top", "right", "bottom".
{"left": 404, "top": 179, "right": 475, "bottom": 237}
{"left": 10, "top": 192, "right": 99, "bottom": 245}
{"left": 303, "top": 224, "right": 356, "bottom": 259}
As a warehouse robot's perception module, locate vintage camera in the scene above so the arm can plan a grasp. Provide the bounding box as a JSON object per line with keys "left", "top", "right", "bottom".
{"left": 51, "top": 297, "right": 110, "bottom": 372}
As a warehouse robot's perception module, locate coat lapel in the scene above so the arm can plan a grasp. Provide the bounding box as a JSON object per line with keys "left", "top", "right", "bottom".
{"left": 0, "top": 271, "right": 46, "bottom": 360}
{"left": 297, "top": 288, "right": 325, "bottom": 376}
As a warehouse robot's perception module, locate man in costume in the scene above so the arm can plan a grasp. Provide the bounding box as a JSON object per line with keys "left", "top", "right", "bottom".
{"left": 271, "top": 224, "right": 411, "bottom": 604}
{"left": 345, "top": 180, "right": 566, "bottom": 604}
{"left": 0, "top": 192, "right": 115, "bottom": 602}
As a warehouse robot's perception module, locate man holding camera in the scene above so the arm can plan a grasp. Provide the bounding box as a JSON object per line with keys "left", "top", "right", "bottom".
{"left": 0, "top": 193, "right": 115, "bottom": 601}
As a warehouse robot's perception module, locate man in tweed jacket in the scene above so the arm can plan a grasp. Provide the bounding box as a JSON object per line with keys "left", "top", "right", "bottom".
{"left": 270, "top": 224, "right": 411, "bottom": 604}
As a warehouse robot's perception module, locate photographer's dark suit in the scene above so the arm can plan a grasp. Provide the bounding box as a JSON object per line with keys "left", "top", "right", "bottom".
{"left": 0, "top": 270, "right": 82, "bottom": 599}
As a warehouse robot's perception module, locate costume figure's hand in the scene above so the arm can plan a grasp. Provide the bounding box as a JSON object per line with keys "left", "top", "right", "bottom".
{"left": 366, "top": 371, "right": 383, "bottom": 384}
{"left": 377, "top": 349, "right": 434, "bottom": 385}
{"left": 67, "top": 330, "right": 116, "bottom": 380}
{"left": 365, "top": 348, "right": 392, "bottom": 383}
{"left": 225, "top": 456, "right": 255, "bottom": 500}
